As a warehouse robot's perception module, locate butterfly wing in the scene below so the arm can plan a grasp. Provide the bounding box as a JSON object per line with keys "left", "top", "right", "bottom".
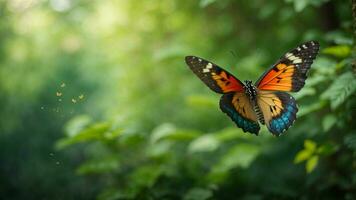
{"left": 255, "top": 41, "right": 319, "bottom": 92}
{"left": 256, "top": 91, "right": 298, "bottom": 136}
{"left": 185, "top": 56, "right": 245, "bottom": 93}
{"left": 220, "top": 93, "right": 260, "bottom": 135}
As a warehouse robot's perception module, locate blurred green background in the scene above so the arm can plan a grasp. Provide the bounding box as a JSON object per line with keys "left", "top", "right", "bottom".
{"left": 0, "top": 0, "right": 355, "bottom": 199}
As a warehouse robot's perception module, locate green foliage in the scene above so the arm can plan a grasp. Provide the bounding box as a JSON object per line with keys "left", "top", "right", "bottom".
{"left": 321, "top": 72, "right": 356, "bottom": 109}
{"left": 0, "top": 0, "right": 355, "bottom": 199}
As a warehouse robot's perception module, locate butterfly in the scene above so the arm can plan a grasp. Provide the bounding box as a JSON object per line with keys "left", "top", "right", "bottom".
{"left": 185, "top": 41, "right": 319, "bottom": 136}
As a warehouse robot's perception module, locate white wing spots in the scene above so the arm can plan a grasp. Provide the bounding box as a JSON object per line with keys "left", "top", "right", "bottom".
{"left": 286, "top": 53, "right": 302, "bottom": 64}
{"left": 311, "top": 41, "right": 315, "bottom": 45}
{"left": 293, "top": 58, "right": 302, "bottom": 64}
{"left": 203, "top": 68, "right": 210, "bottom": 73}
{"left": 297, "top": 47, "right": 301, "bottom": 51}
{"left": 202, "top": 63, "right": 213, "bottom": 73}
{"left": 302, "top": 44, "right": 307, "bottom": 49}
{"left": 198, "top": 58, "right": 202, "bottom": 62}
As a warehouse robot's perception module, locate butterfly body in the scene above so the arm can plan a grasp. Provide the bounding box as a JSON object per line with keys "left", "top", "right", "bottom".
{"left": 185, "top": 41, "right": 319, "bottom": 136}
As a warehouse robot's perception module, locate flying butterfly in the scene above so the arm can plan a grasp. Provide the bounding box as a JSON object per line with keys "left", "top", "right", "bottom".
{"left": 185, "top": 41, "right": 319, "bottom": 136}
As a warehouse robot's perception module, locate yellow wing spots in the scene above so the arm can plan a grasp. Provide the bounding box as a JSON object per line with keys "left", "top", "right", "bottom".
{"left": 276, "top": 63, "right": 286, "bottom": 70}
{"left": 56, "top": 92, "right": 62, "bottom": 97}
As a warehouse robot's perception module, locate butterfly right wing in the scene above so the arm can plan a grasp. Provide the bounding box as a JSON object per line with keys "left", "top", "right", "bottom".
{"left": 220, "top": 92, "right": 260, "bottom": 135}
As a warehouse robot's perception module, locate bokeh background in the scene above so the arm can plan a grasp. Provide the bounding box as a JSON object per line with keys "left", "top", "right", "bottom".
{"left": 0, "top": 0, "right": 355, "bottom": 199}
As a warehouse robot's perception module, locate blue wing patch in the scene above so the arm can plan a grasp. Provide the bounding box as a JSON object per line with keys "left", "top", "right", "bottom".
{"left": 268, "top": 92, "right": 298, "bottom": 136}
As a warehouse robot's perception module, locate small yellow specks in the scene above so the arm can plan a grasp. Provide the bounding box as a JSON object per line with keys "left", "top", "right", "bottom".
{"left": 79, "top": 94, "right": 84, "bottom": 100}
{"left": 71, "top": 98, "right": 77, "bottom": 103}
{"left": 60, "top": 83, "right": 66, "bottom": 88}
{"left": 56, "top": 92, "right": 62, "bottom": 97}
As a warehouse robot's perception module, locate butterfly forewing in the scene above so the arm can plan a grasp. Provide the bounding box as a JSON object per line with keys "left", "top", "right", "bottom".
{"left": 185, "top": 56, "right": 245, "bottom": 93}
{"left": 255, "top": 41, "right": 319, "bottom": 92}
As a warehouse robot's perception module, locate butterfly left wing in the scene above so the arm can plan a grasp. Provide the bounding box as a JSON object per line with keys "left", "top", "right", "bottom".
{"left": 257, "top": 91, "right": 298, "bottom": 136}
{"left": 255, "top": 41, "right": 319, "bottom": 92}
{"left": 185, "top": 56, "right": 245, "bottom": 93}
{"left": 220, "top": 92, "right": 260, "bottom": 135}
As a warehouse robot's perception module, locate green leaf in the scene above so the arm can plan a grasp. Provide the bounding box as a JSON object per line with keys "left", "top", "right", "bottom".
{"left": 304, "top": 139, "right": 317, "bottom": 152}
{"left": 150, "top": 123, "right": 176, "bottom": 143}
{"left": 183, "top": 188, "right": 213, "bottom": 200}
{"left": 294, "top": 149, "right": 312, "bottom": 164}
{"left": 312, "top": 57, "right": 337, "bottom": 75}
{"left": 294, "top": 0, "right": 308, "bottom": 12}
{"left": 150, "top": 123, "right": 201, "bottom": 143}
{"left": 64, "top": 115, "right": 92, "bottom": 137}
{"left": 325, "top": 31, "right": 354, "bottom": 45}
{"left": 322, "top": 45, "right": 351, "bottom": 58}
{"left": 56, "top": 122, "right": 111, "bottom": 149}
{"left": 317, "top": 143, "right": 338, "bottom": 155}
{"left": 212, "top": 143, "right": 260, "bottom": 171}
{"left": 322, "top": 114, "right": 337, "bottom": 132}
{"left": 199, "top": 0, "right": 216, "bottom": 7}
{"left": 306, "top": 155, "right": 319, "bottom": 173}
{"left": 76, "top": 156, "right": 119, "bottom": 175}
{"left": 321, "top": 72, "right": 356, "bottom": 109}
{"left": 298, "top": 101, "right": 326, "bottom": 117}
{"left": 208, "top": 143, "right": 261, "bottom": 183}
{"left": 294, "top": 87, "right": 316, "bottom": 100}
{"left": 129, "top": 165, "right": 163, "bottom": 189}
{"left": 188, "top": 134, "right": 220, "bottom": 153}
{"left": 344, "top": 134, "right": 356, "bottom": 151}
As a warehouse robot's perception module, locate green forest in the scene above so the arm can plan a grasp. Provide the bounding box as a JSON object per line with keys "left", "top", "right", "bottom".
{"left": 0, "top": 0, "right": 355, "bottom": 199}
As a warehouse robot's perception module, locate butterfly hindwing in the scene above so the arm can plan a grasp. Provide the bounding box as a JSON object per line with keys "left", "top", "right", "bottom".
{"left": 220, "top": 93, "right": 260, "bottom": 135}
{"left": 185, "top": 56, "right": 244, "bottom": 93}
{"left": 257, "top": 91, "right": 298, "bottom": 136}
{"left": 255, "top": 41, "right": 319, "bottom": 92}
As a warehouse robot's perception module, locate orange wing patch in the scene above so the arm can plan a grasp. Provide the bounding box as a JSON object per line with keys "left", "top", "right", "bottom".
{"left": 255, "top": 41, "right": 319, "bottom": 92}
{"left": 211, "top": 70, "right": 243, "bottom": 93}
{"left": 257, "top": 64, "right": 295, "bottom": 91}
{"left": 231, "top": 92, "right": 258, "bottom": 121}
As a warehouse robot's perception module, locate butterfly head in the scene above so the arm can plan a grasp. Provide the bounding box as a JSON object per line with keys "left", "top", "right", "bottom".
{"left": 244, "top": 80, "right": 257, "bottom": 101}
